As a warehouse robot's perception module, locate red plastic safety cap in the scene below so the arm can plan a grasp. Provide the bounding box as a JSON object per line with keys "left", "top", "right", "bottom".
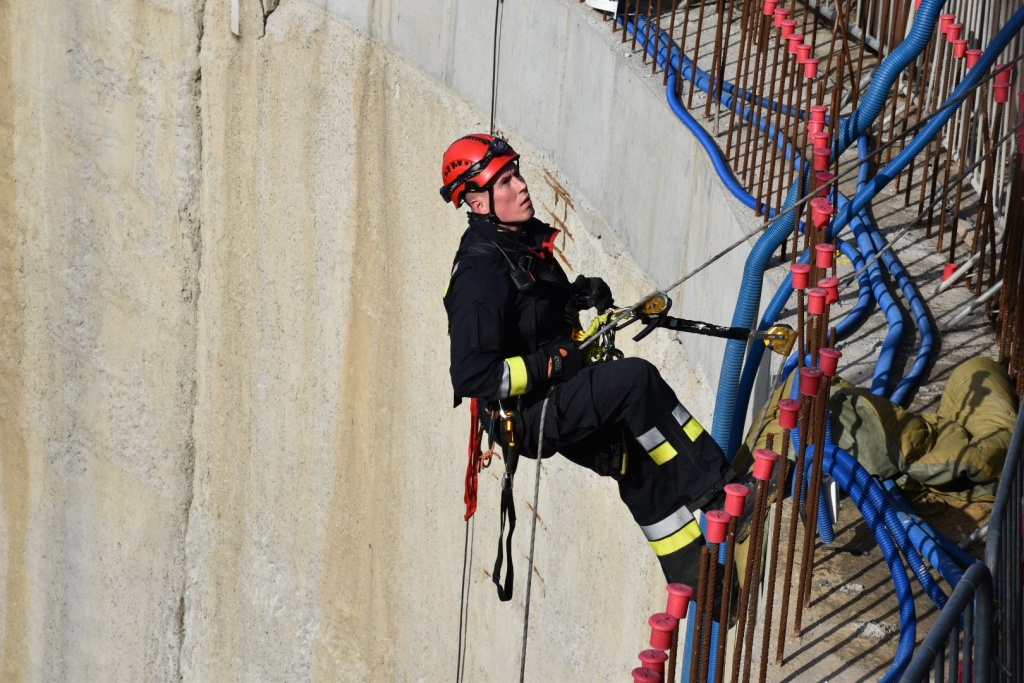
{"left": 800, "top": 367, "right": 824, "bottom": 395}
{"left": 724, "top": 482, "right": 750, "bottom": 517}
{"left": 778, "top": 398, "right": 801, "bottom": 429}
{"left": 753, "top": 448, "right": 779, "bottom": 481}
{"left": 639, "top": 649, "right": 668, "bottom": 674}
{"left": 791, "top": 262, "right": 811, "bottom": 290}
{"left": 666, "top": 583, "right": 695, "bottom": 619}
{"left": 705, "top": 510, "right": 730, "bottom": 544}
{"left": 648, "top": 613, "right": 678, "bottom": 650}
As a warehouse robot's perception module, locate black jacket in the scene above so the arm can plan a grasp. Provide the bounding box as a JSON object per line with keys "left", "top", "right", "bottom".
{"left": 444, "top": 214, "right": 579, "bottom": 406}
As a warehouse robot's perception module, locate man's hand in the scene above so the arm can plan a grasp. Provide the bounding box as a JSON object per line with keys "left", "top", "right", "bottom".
{"left": 542, "top": 339, "right": 584, "bottom": 380}
{"left": 572, "top": 275, "right": 614, "bottom": 313}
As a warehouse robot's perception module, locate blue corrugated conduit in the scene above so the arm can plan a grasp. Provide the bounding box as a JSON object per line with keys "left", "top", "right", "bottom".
{"left": 714, "top": 0, "right": 955, "bottom": 457}
{"left": 881, "top": 479, "right": 979, "bottom": 569}
{"left": 854, "top": 136, "right": 936, "bottom": 406}
{"left": 820, "top": 445, "right": 918, "bottom": 681}
{"left": 897, "top": 511, "right": 967, "bottom": 586}
{"left": 628, "top": 14, "right": 811, "bottom": 123}
{"left": 828, "top": 448, "right": 951, "bottom": 607}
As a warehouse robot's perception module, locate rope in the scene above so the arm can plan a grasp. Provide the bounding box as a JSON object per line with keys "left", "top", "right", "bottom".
{"left": 456, "top": 516, "right": 474, "bottom": 683}
{"left": 456, "top": 4, "right": 506, "bottom": 677}
{"left": 519, "top": 388, "right": 552, "bottom": 683}
{"left": 490, "top": 0, "right": 505, "bottom": 135}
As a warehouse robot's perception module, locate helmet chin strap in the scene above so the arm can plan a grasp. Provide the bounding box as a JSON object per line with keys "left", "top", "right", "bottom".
{"left": 482, "top": 186, "right": 529, "bottom": 229}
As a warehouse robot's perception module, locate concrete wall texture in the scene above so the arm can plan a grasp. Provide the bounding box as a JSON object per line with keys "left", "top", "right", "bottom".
{"left": 1, "top": 0, "right": 754, "bottom": 680}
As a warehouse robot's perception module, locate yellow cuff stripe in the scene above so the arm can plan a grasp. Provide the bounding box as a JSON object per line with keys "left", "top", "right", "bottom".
{"left": 506, "top": 356, "right": 529, "bottom": 396}
{"left": 648, "top": 441, "right": 678, "bottom": 465}
{"left": 683, "top": 418, "right": 704, "bottom": 442}
{"left": 649, "top": 520, "right": 703, "bottom": 556}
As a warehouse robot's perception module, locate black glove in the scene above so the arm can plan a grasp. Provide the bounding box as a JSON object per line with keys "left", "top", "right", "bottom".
{"left": 572, "top": 275, "right": 614, "bottom": 313}
{"left": 540, "top": 338, "right": 585, "bottom": 381}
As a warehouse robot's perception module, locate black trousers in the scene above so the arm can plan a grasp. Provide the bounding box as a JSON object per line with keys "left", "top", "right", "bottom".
{"left": 518, "top": 357, "right": 733, "bottom": 585}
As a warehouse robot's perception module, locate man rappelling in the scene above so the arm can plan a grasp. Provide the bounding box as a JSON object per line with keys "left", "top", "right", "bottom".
{"left": 440, "top": 133, "right": 750, "bottom": 592}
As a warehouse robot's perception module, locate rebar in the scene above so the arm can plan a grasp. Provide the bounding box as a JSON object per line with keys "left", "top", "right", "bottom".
{"left": 758, "top": 428, "right": 791, "bottom": 683}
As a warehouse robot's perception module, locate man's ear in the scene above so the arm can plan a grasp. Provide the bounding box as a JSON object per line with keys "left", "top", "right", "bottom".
{"left": 464, "top": 190, "right": 489, "bottom": 215}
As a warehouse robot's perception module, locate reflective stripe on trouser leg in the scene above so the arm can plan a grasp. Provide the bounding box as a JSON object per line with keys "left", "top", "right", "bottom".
{"left": 633, "top": 404, "right": 708, "bottom": 467}
{"left": 642, "top": 502, "right": 705, "bottom": 586}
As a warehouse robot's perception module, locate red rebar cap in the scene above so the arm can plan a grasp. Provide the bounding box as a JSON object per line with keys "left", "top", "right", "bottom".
{"left": 705, "top": 510, "right": 730, "bottom": 544}
{"left": 994, "top": 84, "right": 1010, "bottom": 104}
{"left": 804, "top": 57, "right": 819, "bottom": 79}
{"left": 666, "top": 583, "right": 695, "bottom": 619}
{"left": 788, "top": 34, "right": 804, "bottom": 55}
{"left": 945, "top": 23, "right": 962, "bottom": 42}
{"left": 724, "top": 482, "right": 750, "bottom": 517}
{"left": 815, "top": 243, "right": 836, "bottom": 268}
{"left": 797, "top": 44, "right": 813, "bottom": 64}
{"left": 632, "top": 667, "right": 663, "bottom": 683}
{"left": 780, "top": 19, "right": 797, "bottom": 38}
{"left": 764, "top": 0, "right": 779, "bottom": 17}
{"left": 639, "top": 649, "right": 669, "bottom": 674}
{"left": 791, "top": 262, "right": 811, "bottom": 290}
{"left": 807, "top": 287, "right": 828, "bottom": 315}
{"left": 966, "top": 49, "right": 983, "bottom": 69}
{"left": 994, "top": 64, "right": 1013, "bottom": 85}
{"left": 819, "top": 347, "right": 843, "bottom": 376}
{"left": 778, "top": 398, "right": 801, "bottom": 429}
{"left": 800, "top": 366, "right": 824, "bottom": 396}
{"left": 754, "top": 448, "right": 780, "bottom": 481}
{"left": 953, "top": 39, "right": 968, "bottom": 59}
{"left": 819, "top": 276, "right": 840, "bottom": 304}
{"left": 813, "top": 147, "right": 831, "bottom": 171}
{"left": 810, "top": 197, "right": 833, "bottom": 229}
{"left": 816, "top": 171, "right": 836, "bottom": 197}
{"left": 938, "top": 14, "right": 955, "bottom": 33}
{"left": 810, "top": 105, "right": 828, "bottom": 123}
{"left": 808, "top": 120, "right": 825, "bottom": 136}
{"left": 811, "top": 131, "right": 830, "bottom": 148}
{"left": 942, "top": 262, "right": 959, "bottom": 281}
{"left": 774, "top": 9, "right": 790, "bottom": 28}
{"left": 648, "top": 613, "right": 679, "bottom": 650}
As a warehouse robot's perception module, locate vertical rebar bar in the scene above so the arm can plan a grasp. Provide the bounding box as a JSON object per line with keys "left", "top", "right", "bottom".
{"left": 739, "top": 475, "right": 773, "bottom": 683}
{"left": 775, "top": 394, "right": 812, "bottom": 664}
{"left": 690, "top": 544, "right": 711, "bottom": 683}
{"left": 726, "top": 0, "right": 757, "bottom": 162}
{"left": 687, "top": 0, "right": 710, "bottom": 110}
{"left": 698, "top": 543, "right": 719, "bottom": 683}
{"left": 758, "top": 428, "right": 791, "bottom": 683}
{"left": 714, "top": 517, "right": 739, "bottom": 683}
{"left": 706, "top": 0, "right": 727, "bottom": 119}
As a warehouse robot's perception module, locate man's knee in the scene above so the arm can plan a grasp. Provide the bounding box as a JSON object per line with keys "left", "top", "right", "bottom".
{"left": 600, "top": 357, "right": 668, "bottom": 396}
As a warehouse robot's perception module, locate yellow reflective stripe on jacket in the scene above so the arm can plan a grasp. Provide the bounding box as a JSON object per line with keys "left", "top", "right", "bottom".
{"left": 683, "top": 418, "right": 704, "bottom": 442}
{"left": 649, "top": 520, "right": 702, "bottom": 556}
{"left": 506, "top": 356, "right": 529, "bottom": 396}
{"left": 649, "top": 440, "right": 678, "bottom": 465}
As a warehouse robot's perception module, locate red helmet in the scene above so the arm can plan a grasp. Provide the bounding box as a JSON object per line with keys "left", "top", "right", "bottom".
{"left": 439, "top": 134, "right": 520, "bottom": 208}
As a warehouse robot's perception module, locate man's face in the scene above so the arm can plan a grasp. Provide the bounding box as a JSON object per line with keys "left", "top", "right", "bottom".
{"left": 473, "top": 163, "right": 534, "bottom": 226}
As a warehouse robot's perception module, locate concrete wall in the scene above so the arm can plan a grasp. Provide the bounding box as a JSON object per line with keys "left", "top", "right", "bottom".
{"left": 1, "top": 0, "right": 754, "bottom": 680}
